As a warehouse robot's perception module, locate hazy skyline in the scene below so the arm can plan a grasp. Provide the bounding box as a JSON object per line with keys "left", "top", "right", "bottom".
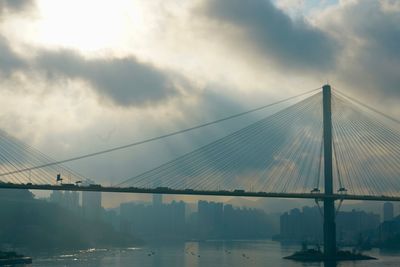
{"left": 0, "top": 0, "right": 399, "bottom": 207}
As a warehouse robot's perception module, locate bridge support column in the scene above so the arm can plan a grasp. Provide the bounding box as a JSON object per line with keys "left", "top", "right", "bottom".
{"left": 323, "top": 84, "right": 336, "bottom": 259}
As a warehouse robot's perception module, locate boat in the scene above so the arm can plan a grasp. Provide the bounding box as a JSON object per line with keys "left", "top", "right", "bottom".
{"left": 0, "top": 251, "right": 32, "bottom": 266}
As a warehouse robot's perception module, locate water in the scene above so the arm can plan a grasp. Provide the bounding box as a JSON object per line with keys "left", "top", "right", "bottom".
{"left": 28, "top": 240, "right": 400, "bottom": 267}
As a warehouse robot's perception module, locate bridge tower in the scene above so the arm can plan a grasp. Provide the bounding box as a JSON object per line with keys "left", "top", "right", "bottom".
{"left": 322, "top": 84, "right": 336, "bottom": 259}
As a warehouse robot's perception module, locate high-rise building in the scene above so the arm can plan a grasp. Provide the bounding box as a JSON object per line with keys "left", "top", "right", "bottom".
{"left": 280, "top": 206, "right": 380, "bottom": 243}
{"left": 280, "top": 207, "right": 323, "bottom": 242}
{"left": 152, "top": 179, "right": 163, "bottom": 207}
{"left": 49, "top": 190, "right": 63, "bottom": 205}
{"left": 120, "top": 200, "right": 186, "bottom": 240}
{"left": 64, "top": 191, "right": 79, "bottom": 211}
{"left": 49, "top": 190, "right": 80, "bottom": 213}
{"left": 82, "top": 180, "right": 102, "bottom": 220}
{"left": 153, "top": 194, "right": 162, "bottom": 207}
{"left": 383, "top": 202, "right": 394, "bottom": 222}
{"left": 197, "top": 200, "right": 223, "bottom": 238}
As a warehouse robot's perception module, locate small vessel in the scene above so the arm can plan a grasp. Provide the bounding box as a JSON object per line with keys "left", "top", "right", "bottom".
{"left": 0, "top": 251, "right": 32, "bottom": 266}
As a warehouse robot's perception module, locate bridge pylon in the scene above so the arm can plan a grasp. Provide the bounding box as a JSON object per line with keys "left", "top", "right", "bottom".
{"left": 322, "top": 84, "right": 336, "bottom": 259}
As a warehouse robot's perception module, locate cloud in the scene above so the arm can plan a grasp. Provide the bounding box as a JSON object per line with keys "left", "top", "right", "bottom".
{"left": 36, "top": 50, "right": 183, "bottom": 106}
{"left": 0, "top": 36, "right": 26, "bottom": 75}
{"left": 0, "top": 35, "right": 187, "bottom": 107}
{"left": 0, "top": 0, "right": 33, "bottom": 14}
{"left": 0, "top": 1, "right": 34, "bottom": 74}
{"left": 324, "top": 0, "right": 400, "bottom": 98}
{"left": 199, "top": 0, "right": 339, "bottom": 71}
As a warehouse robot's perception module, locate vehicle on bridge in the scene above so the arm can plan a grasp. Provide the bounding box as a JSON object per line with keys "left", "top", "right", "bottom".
{"left": 233, "top": 189, "right": 245, "bottom": 193}
{"left": 184, "top": 188, "right": 194, "bottom": 192}
{"left": 88, "top": 184, "right": 102, "bottom": 188}
{"left": 61, "top": 183, "right": 76, "bottom": 187}
{"left": 155, "top": 187, "right": 170, "bottom": 191}
{"left": 217, "top": 190, "right": 231, "bottom": 193}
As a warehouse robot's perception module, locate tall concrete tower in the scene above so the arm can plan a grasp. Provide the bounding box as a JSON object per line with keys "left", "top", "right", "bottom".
{"left": 322, "top": 84, "right": 336, "bottom": 259}
{"left": 383, "top": 202, "right": 394, "bottom": 222}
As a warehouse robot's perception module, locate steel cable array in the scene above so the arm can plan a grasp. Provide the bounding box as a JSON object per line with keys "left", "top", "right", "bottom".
{"left": 118, "top": 92, "right": 324, "bottom": 193}
{"left": 332, "top": 92, "right": 400, "bottom": 197}
{"left": 117, "top": 90, "right": 400, "bottom": 197}
{"left": 0, "top": 130, "right": 84, "bottom": 185}
{"left": 1, "top": 86, "right": 400, "bottom": 199}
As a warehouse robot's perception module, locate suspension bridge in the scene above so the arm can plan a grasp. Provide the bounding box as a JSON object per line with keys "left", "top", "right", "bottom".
{"left": 1, "top": 84, "right": 400, "bottom": 259}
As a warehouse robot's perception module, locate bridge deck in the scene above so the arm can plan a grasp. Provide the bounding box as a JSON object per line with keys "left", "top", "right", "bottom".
{"left": 1, "top": 183, "right": 400, "bottom": 202}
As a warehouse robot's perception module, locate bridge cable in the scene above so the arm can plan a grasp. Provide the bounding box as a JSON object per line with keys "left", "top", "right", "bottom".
{"left": 128, "top": 98, "right": 310, "bottom": 189}
{"left": 334, "top": 89, "right": 400, "bottom": 125}
{"left": 118, "top": 92, "right": 321, "bottom": 190}
{"left": 0, "top": 88, "right": 321, "bottom": 178}
{"left": 120, "top": 93, "right": 319, "bottom": 189}
{"left": 332, "top": 93, "right": 400, "bottom": 196}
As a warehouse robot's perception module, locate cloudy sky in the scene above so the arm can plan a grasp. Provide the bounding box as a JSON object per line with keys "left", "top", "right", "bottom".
{"left": 0, "top": 0, "right": 399, "bottom": 207}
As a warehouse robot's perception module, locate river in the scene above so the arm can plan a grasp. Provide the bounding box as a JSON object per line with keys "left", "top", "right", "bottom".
{"left": 27, "top": 240, "right": 400, "bottom": 267}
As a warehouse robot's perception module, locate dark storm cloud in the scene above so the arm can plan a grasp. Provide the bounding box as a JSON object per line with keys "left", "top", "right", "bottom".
{"left": 36, "top": 50, "right": 180, "bottom": 106}
{"left": 0, "top": 0, "right": 33, "bottom": 74}
{"left": 333, "top": 0, "right": 400, "bottom": 97}
{"left": 0, "top": 0, "right": 33, "bottom": 14}
{"left": 0, "top": 1, "right": 32, "bottom": 75}
{"left": 0, "top": 41, "right": 182, "bottom": 106}
{"left": 0, "top": 36, "right": 26, "bottom": 75}
{"left": 200, "top": 0, "right": 338, "bottom": 71}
